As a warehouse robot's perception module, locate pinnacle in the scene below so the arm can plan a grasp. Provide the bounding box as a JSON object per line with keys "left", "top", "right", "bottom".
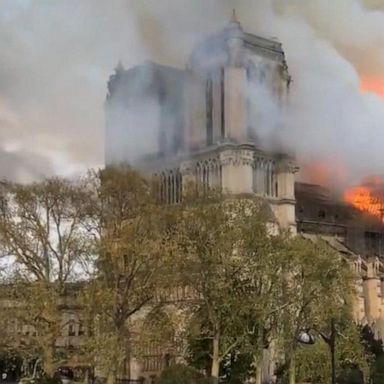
{"left": 230, "top": 9, "right": 239, "bottom": 24}
{"left": 115, "top": 60, "right": 124, "bottom": 73}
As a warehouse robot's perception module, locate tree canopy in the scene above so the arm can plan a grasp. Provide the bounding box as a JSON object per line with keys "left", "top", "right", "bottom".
{"left": 0, "top": 169, "right": 371, "bottom": 384}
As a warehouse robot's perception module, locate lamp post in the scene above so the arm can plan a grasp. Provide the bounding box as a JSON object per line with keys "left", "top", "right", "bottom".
{"left": 319, "top": 318, "right": 337, "bottom": 384}
{"left": 298, "top": 318, "right": 337, "bottom": 384}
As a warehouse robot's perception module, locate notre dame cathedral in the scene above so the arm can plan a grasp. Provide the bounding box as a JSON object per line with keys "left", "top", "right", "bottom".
{"left": 105, "top": 13, "right": 384, "bottom": 380}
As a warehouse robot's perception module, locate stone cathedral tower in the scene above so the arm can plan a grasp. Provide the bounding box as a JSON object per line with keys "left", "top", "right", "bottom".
{"left": 105, "top": 14, "right": 298, "bottom": 232}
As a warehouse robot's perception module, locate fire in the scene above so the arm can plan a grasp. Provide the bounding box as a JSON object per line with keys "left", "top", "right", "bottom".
{"left": 360, "top": 76, "right": 384, "bottom": 99}
{"left": 344, "top": 177, "right": 384, "bottom": 221}
{"left": 302, "top": 161, "right": 384, "bottom": 222}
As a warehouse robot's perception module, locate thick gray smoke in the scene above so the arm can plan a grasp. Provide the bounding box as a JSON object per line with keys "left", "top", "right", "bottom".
{"left": 0, "top": 0, "right": 147, "bottom": 181}
{"left": 0, "top": 0, "right": 383, "bottom": 187}
{"left": 271, "top": 0, "right": 384, "bottom": 187}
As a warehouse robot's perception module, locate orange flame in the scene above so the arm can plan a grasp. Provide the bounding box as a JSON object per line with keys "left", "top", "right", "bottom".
{"left": 344, "top": 177, "right": 384, "bottom": 221}
{"left": 360, "top": 76, "right": 384, "bottom": 99}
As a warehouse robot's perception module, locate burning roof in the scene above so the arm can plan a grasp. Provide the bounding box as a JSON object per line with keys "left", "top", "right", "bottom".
{"left": 344, "top": 176, "right": 384, "bottom": 223}
{"left": 296, "top": 181, "right": 384, "bottom": 258}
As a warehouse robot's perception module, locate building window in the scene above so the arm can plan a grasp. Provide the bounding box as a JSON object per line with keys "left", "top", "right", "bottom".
{"left": 253, "top": 159, "right": 277, "bottom": 197}
{"left": 68, "top": 322, "right": 76, "bottom": 337}
{"left": 206, "top": 77, "right": 213, "bottom": 145}
{"left": 220, "top": 68, "right": 225, "bottom": 138}
{"left": 157, "top": 169, "right": 183, "bottom": 204}
{"left": 78, "top": 322, "right": 85, "bottom": 336}
{"left": 195, "top": 159, "right": 221, "bottom": 195}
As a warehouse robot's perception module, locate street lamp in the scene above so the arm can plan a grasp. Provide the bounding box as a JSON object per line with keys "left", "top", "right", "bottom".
{"left": 296, "top": 330, "right": 315, "bottom": 345}
{"left": 298, "top": 318, "right": 337, "bottom": 384}
{"left": 318, "top": 318, "right": 337, "bottom": 384}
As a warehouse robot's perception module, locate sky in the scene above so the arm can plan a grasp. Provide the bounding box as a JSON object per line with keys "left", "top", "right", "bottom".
{"left": 0, "top": 0, "right": 384, "bottom": 186}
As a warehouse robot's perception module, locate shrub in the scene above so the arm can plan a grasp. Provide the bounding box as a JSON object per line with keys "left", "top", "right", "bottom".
{"left": 37, "top": 376, "right": 62, "bottom": 384}
{"left": 157, "top": 364, "right": 205, "bottom": 384}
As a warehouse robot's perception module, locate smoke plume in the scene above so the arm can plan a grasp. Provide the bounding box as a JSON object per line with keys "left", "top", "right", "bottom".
{"left": 0, "top": 0, "right": 383, "bottom": 187}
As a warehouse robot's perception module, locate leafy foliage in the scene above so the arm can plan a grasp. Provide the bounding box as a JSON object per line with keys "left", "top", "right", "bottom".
{"left": 361, "top": 325, "right": 384, "bottom": 384}
{"left": 276, "top": 236, "right": 355, "bottom": 384}
{"left": 175, "top": 197, "right": 275, "bottom": 382}
{"left": 0, "top": 171, "right": 373, "bottom": 384}
{"left": 82, "top": 166, "right": 178, "bottom": 383}
{"left": 0, "top": 178, "right": 91, "bottom": 376}
{"left": 157, "top": 364, "right": 205, "bottom": 384}
{"left": 175, "top": 194, "right": 358, "bottom": 384}
{"left": 292, "top": 322, "right": 370, "bottom": 384}
{"left": 186, "top": 324, "right": 254, "bottom": 384}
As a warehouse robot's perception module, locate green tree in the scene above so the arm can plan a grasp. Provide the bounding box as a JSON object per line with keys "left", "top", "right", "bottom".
{"left": 278, "top": 236, "right": 356, "bottom": 384}
{"left": 176, "top": 195, "right": 285, "bottom": 384}
{"left": 157, "top": 364, "right": 205, "bottom": 384}
{"left": 0, "top": 178, "right": 91, "bottom": 377}
{"left": 294, "top": 322, "right": 370, "bottom": 384}
{"left": 82, "top": 166, "right": 177, "bottom": 384}
{"left": 361, "top": 324, "right": 384, "bottom": 383}
{"left": 235, "top": 212, "right": 291, "bottom": 384}
{"left": 186, "top": 314, "right": 254, "bottom": 384}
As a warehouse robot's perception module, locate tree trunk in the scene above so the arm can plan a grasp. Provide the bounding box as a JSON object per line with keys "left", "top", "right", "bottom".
{"left": 107, "top": 334, "right": 120, "bottom": 384}
{"left": 125, "top": 339, "right": 131, "bottom": 380}
{"left": 289, "top": 353, "right": 296, "bottom": 384}
{"left": 84, "top": 369, "right": 89, "bottom": 384}
{"left": 125, "top": 354, "right": 131, "bottom": 381}
{"left": 253, "top": 326, "right": 265, "bottom": 384}
{"left": 107, "top": 371, "right": 116, "bottom": 384}
{"left": 120, "top": 328, "right": 131, "bottom": 380}
{"left": 255, "top": 364, "right": 262, "bottom": 384}
{"left": 211, "top": 332, "right": 220, "bottom": 384}
{"left": 330, "top": 318, "right": 336, "bottom": 384}
{"left": 43, "top": 344, "right": 55, "bottom": 378}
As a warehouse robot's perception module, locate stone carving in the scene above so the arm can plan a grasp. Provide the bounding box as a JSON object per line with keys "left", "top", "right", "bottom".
{"left": 219, "top": 149, "right": 254, "bottom": 166}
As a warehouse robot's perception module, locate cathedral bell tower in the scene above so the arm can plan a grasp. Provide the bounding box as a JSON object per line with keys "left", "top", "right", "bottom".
{"left": 223, "top": 10, "right": 248, "bottom": 143}
{"left": 181, "top": 13, "right": 297, "bottom": 231}
{"left": 105, "top": 14, "right": 298, "bottom": 232}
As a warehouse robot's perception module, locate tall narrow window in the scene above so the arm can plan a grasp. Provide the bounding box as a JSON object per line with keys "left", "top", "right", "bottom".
{"left": 206, "top": 78, "right": 213, "bottom": 145}
{"left": 246, "top": 67, "right": 253, "bottom": 140}
{"left": 175, "top": 171, "right": 182, "bottom": 203}
{"left": 78, "top": 322, "right": 85, "bottom": 336}
{"left": 160, "top": 173, "right": 166, "bottom": 204}
{"left": 220, "top": 68, "right": 225, "bottom": 138}
{"left": 68, "top": 321, "right": 76, "bottom": 337}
